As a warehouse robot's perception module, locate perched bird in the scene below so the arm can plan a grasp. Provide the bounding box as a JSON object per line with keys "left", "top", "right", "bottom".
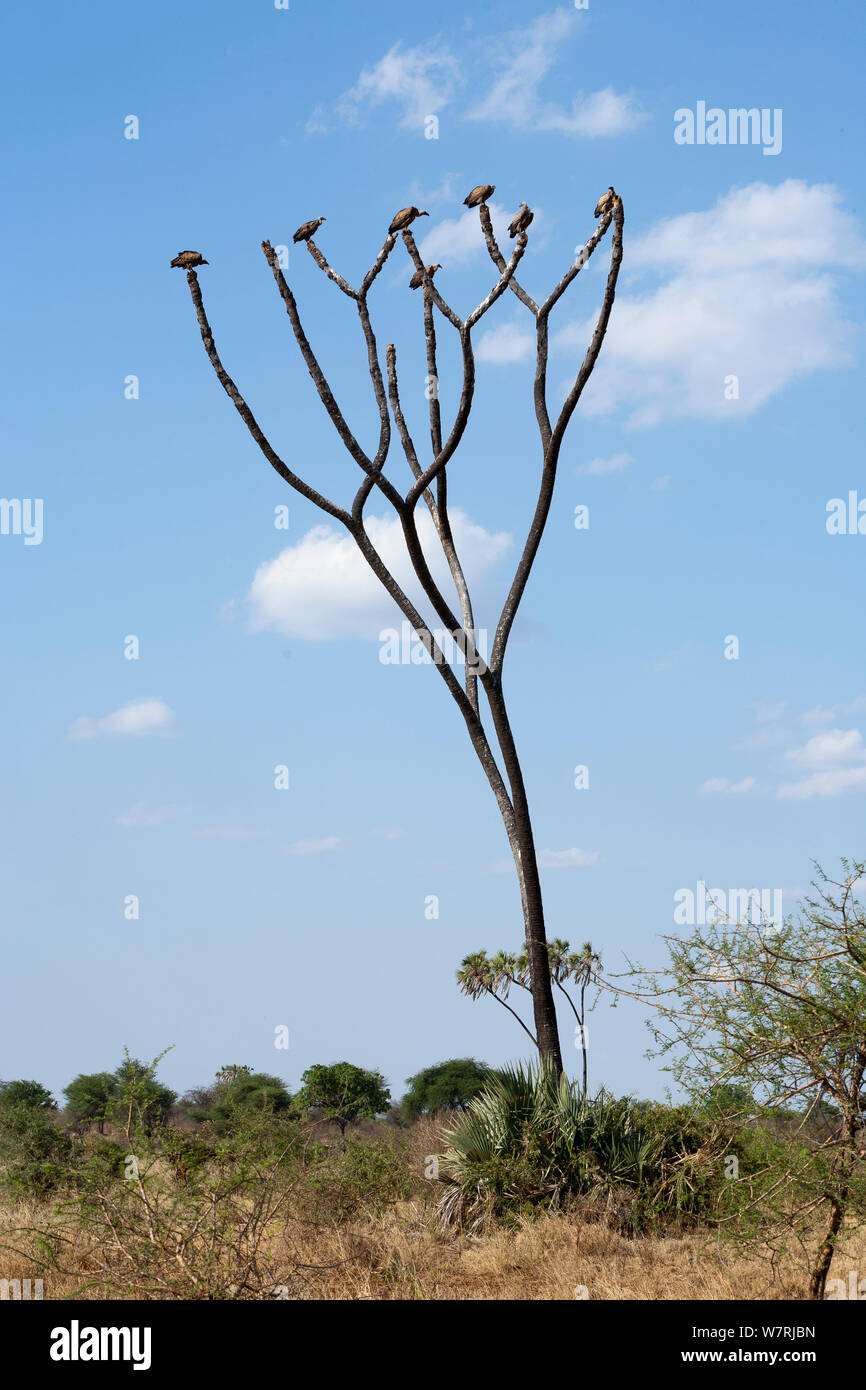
{"left": 409, "top": 263, "right": 441, "bottom": 290}
{"left": 464, "top": 184, "right": 495, "bottom": 208}
{"left": 508, "top": 202, "right": 533, "bottom": 238}
{"left": 170, "top": 250, "right": 208, "bottom": 270}
{"left": 389, "top": 206, "right": 429, "bottom": 234}
{"left": 593, "top": 186, "right": 616, "bottom": 218}
{"left": 293, "top": 216, "right": 326, "bottom": 244}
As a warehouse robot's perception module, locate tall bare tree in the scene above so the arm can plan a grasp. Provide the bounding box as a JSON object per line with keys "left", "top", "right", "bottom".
{"left": 176, "top": 189, "right": 624, "bottom": 1072}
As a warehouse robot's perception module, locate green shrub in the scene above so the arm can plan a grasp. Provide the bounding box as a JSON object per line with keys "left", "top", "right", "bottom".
{"left": 0, "top": 1079, "right": 56, "bottom": 1111}
{"left": 299, "top": 1137, "right": 412, "bottom": 1221}
{"left": 0, "top": 1103, "right": 73, "bottom": 1199}
{"left": 436, "top": 1063, "right": 740, "bottom": 1232}
{"left": 187, "top": 1069, "right": 293, "bottom": 1136}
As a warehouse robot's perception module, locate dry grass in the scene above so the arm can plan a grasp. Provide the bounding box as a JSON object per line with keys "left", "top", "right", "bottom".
{"left": 1, "top": 1115, "right": 863, "bottom": 1300}
{"left": 2, "top": 1188, "right": 864, "bottom": 1301}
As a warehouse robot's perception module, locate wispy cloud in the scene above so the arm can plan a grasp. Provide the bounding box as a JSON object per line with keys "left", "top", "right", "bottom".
{"left": 313, "top": 10, "right": 645, "bottom": 141}
{"left": 577, "top": 452, "right": 633, "bottom": 477}
{"left": 467, "top": 10, "right": 645, "bottom": 138}
{"left": 70, "top": 698, "right": 177, "bottom": 741}
{"left": 117, "top": 802, "right": 189, "bottom": 829}
{"left": 193, "top": 826, "right": 269, "bottom": 842}
{"left": 801, "top": 697, "right": 866, "bottom": 726}
{"left": 284, "top": 837, "right": 343, "bottom": 856}
{"left": 538, "top": 847, "right": 599, "bottom": 869}
{"left": 330, "top": 40, "right": 462, "bottom": 129}
{"left": 418, "top": 203, "right": 514, "bottom": 265}
{"left": 476, "top": 320, "right": 536, "bottom": 365}
{"left": 486, "top": 846, "right": 598, "bottom": 874}
{"left": 699, "top": 777, "right": 756, "bottom": 796}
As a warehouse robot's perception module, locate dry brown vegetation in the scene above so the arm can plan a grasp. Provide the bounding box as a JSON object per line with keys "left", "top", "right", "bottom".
{"left": 1, "top": 1115, "right": 863, "bottom": 1301}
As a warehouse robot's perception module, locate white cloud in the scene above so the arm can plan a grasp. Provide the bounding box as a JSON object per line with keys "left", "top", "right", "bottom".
{"left": 779, "top": 767, "right": 866, "bottom": 800}
{"left": 317, "top": 12, "right": 644, "bottom": 141}
{"left": 577, "top": 452, "right": 633, "bottom": 476}
{"left": 333, "top": 41, "right": 461, "bottom": 129}
{"left": 118, "top": 802, "right": 188, "bottom": 828}
{"left": 193, "top": 826, "right": 269, "bottom": 842}
{"left": 778, "top": 727, "right": 866, "bottom": 798}
{"left": 284, "top": 837, "right": 343, "bottom": 856}
{"left": 538, "top": 847, "right": 599, "bottom": 869}
{"left": 70, "top": 698, "right": 177, "bottom": 741}
{"left": 468, "top": 10, "right": 645, "bottom": 138}
{"left": 553, "top": 181, "right": 866, "bottom": 427}
{"left": 417, "top": 203, "right": 515, "bottom": 265}
{"left": 749, "top": 699, "right": 788, "bottom": 724}
{"left": 476, "top": 320, "right": 536, "bottom": 365}
{"left": 699, "top": 777, "right": 756, "bottom": 796}
{"left": 783, "top": 728, "right": 866, "bottom": 770}
{"left": 486, "top": 846, "right": 598, "bottom": 874}
{"left": 801, "top": 697, "right": 866, "bottom": 726}
{"left": 247, "top": 508, "right": 511, "bottom": 641}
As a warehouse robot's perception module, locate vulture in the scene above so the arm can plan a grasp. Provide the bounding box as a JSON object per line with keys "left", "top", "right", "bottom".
{"left": 293, "top": 216, "right": 326, "bottom": 243}
{"left": 464, "top": 184, "right": 495, "bottom": 208}
{"left": 409, "top": 263, "right": 441, "bottom": 290}
{"left": 389, "top": 206, "right": 429, "bottom": 234}
{"left": 170, "top": 250, "right": 208, "bottom": 270}
{"left": 508, "top": 202, "right": 533, "bottom": 238}
{"left": 593, "top": 186, "right": 616, "bottom": 218}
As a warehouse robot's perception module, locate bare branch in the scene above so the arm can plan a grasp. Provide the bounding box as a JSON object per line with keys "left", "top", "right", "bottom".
{"left": 304, "top": 239, "right": 358, "bottom": 299}
{"left": 489, "top": 198, "right": 625, "bottom": 674}
{"left": 478, "top": 204, "right": 538, "bottom": 316}
{"left": 184, "top": 270, "right": 350, "bottom": 526}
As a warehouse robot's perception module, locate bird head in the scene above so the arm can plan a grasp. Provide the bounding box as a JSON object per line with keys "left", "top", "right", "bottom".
{"left": 432, "top": 263, "right": 442, "bottom": 272}
{"left": 418, "top": 209, "right": 429, "bottom": 218}
{"left": 201, "top": 258, "right": 209, "bottom": 265}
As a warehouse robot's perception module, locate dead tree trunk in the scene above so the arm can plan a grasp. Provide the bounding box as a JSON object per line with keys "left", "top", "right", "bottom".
{"left": 177, "top": 191, "right": 624, "bottom": 1073}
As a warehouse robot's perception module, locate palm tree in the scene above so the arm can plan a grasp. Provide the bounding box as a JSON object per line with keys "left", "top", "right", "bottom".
{"left": 458, "top": 939, "right": 602, "bottom": 1093}
{"left": 457, "top": 951, "right": 538, "bottom": 1048}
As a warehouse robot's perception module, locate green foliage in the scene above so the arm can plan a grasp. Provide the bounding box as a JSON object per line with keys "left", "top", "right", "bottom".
{"left": 0, "top": 1079, "right": 57, "bottom": 1111}
{"left": 108, "top": 1050, "right": 177, "bottom": 1136}
{"left": 298, "top": 1063, "right": 391, "bottom": 1136}
{"left": 631, "top": 858, "right": 866, "bottom": 1297}
{"left": 402, "top": 1059, "right": 493, "bottom": 1118}
{"left": 704, "top": 1083, "right": 755, "bottom": 1118}
{"left": 0, "top": 1104, "right": 73, "bottom": 1199}
{"left": 62, "top": 1072, "right": 118, "bottom": 1131}
{"left": 298, "top": 1137, "right": 412, "bottom": 1221}
{"left": 436, "top": 1062, "right": 735, "bottom": 1232}
{"left": 187, "top": 1068, "right": 293, "bottom": 1135}
{"left": 75, "top": 1138, "right": 129, "bottom": 1186}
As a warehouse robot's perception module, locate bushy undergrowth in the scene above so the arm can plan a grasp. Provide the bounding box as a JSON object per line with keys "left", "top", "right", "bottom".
{"left": 436, "top": 1063, "right": 748, "bottom": 1233}
{"left": 1, "top": 1066, "right": 857, "bottom": 1299}
{"left": 0, "top": 1104, "right": 74, "bottom": 1200}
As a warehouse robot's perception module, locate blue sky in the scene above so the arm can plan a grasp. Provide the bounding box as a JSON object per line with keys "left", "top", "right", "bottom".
{"left": 1, "top": 0, "right": 864, "bottom": 1106}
